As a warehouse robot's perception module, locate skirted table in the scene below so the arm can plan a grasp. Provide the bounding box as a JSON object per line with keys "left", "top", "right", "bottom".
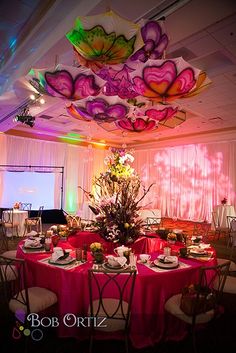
{"left": 16, "top": 236, "right": 216, "bottom": 349}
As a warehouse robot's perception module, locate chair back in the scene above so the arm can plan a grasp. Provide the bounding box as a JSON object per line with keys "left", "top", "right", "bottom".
{"left": 0, "top": 256, "right": 30, "bottom": 314}
{"left": 146, "top": 217, "right": 163, "bottom": 231}
{"left": 20, "top": 203, "right": 32, "bottom": 211}
{"left": 88, "top": 268, "right": 136, "bottom": 332}
{"left": 227, "top": 216, "right": 236, "bottom": 232}
{"left": 66, "top": 215, "right": 81, "bottom": 229}
{"left": 197, "top": 261, "right": 230, "bottom": 314}
{"left": 38, "top": 206, "right": 44, "bottom": 217}
{"left": 2, "top": 209, "right": 14, "bottom": 225}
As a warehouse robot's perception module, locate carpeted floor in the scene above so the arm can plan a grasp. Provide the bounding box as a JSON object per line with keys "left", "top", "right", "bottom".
{"left": 1, "top": 218, "right": 236, "bottom": 353}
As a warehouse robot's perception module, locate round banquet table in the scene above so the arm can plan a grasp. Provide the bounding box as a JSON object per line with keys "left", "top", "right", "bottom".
{"left": 16, "top": 235, "right": 217, "bottom": 349}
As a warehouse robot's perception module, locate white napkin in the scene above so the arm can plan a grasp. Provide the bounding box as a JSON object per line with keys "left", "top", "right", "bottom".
{"left": 27, "top": 231, "right": 38, "bottom": 236}
{"left": 158, "top": 255, "right": 178, "bottom": 263}
{"left": 51, "top": 249, "right": 64, "bottom": 262}
{"left": 199, "top": 243, "right": 210, "bottom": 249}
{"left": 107, "top": 255, "right": 127, "bottom": 267}
{"left": 24, "top": 239, "right": 40, "bottom": 248}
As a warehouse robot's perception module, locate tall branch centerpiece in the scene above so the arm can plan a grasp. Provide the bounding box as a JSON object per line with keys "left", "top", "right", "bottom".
{"left": 81, "top": 148, "right": 153, "bottom": 244}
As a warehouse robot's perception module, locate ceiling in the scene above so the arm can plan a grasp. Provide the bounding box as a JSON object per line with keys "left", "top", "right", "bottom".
{"left": 0, "top": 0, "right": 236, "bottom": 148}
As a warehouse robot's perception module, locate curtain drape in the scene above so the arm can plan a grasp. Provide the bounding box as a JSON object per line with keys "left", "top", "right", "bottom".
{"left": 0, "top": 135, "right": 106, "bottom": 213}
{"left": 133, "top": 141, "right": 236, "bottom": 222}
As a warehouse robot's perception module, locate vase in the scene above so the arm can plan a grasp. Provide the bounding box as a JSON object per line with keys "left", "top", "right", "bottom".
{"left": 92, "top": 252, "right": 104, "bottom": 264}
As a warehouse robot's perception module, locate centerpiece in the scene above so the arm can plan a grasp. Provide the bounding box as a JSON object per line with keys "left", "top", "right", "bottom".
{"left": 80, "top": 148, "right": 153, "bottom": 244}
{"left": 90, "top": 242, "right": 104, "bottom": 263}
{"left": 221, "top": 197, "right": 227, "bottom": 205}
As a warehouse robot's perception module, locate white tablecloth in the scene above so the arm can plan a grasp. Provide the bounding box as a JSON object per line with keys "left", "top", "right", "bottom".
{"left": 3, "top": 210, "right": 28, "bottom": 237}
{"left": 212, "top": 205, "right": 236, "bottom": 228}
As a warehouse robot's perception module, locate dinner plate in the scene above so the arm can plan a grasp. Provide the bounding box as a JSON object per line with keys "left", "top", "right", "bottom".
{"left": 102, "top": 263, "right": 127, "bottom": 271}
{"left": 153, "top": 259, "right": 179, "bottom": 269}
{"left": 48, "top": 256, "right": 75, "bottom": 266}
{"left": 24, "top": 244, "right": 43, "bottom": 249}
{"left": 189, "top": 250, "right": 208, "bottom": 256}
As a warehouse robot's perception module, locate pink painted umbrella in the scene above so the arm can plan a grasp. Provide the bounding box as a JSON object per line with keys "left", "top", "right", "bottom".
{"left": 130, "top": 57, "right": 211, "bottom": 103}
{"left": 26, "top": 64, "right": 105, "bottom": 101}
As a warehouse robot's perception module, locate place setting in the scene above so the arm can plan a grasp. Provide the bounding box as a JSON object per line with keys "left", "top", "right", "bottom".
{"left": 39, "top": 248, "right": 83, "bottom": 270}
{"left": 139, "top": 253, "right": 190, "bottom": 272}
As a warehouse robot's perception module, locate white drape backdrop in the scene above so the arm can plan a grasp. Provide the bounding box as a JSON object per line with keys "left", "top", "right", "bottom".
{"left": 0, "top": 135, "right": 106, "bottom": 213}
{"left": 133, "top": 141, "right": 236, "bottom": 222}
{"left": 0, "top": 135, "right": 235, "bottom": 221}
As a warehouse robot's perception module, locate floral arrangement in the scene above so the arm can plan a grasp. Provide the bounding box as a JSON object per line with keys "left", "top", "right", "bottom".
{"left": 80, "top": 148, "right": 153, "bottom": 244}
{"left": 167, "top": 232, "right": 177, "bottom": 242}
{"left": 49, "top": 224, "right": 69, "bottom": 238}
{"left": 13, "top": 202, "right": 21, "bottom": 209}
{"left": 221, "top": 197, "right": 227, "bottom": 205}
{"left": 90, "top": 242, "right": 103, "bottom": 253}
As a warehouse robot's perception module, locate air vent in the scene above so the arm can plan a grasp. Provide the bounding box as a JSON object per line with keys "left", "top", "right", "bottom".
{"left": 39, "top": 114, "right": 54, "bottom": 120}
{"left": 167, "top": 47, "right": 197, "bottom": 61}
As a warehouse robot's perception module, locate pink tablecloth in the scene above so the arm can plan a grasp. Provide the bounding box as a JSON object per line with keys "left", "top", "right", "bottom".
{"left": 17, "top": 239, "right": 216, "bottom": 349}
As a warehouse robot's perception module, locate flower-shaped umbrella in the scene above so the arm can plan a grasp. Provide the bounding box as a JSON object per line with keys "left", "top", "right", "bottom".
{"left": 27, "top": 64, "right": 105, "bottom": 100}
{"left": 66, "top": 10, "right": 143, "bottom": 66}
{"left": 130, "top": 57, "right": 211, "bottom": 103}
{"left": 66, "top": 95, "right": 129, "bottom": 123}
{"left": 97, "top": 63, "right": 138, "bottom": 99}
{"left": 129, "top": 20, "right": 169, "bottom": 62}
{"left": 115, "top": 104, "right": 182, "bottom": 132}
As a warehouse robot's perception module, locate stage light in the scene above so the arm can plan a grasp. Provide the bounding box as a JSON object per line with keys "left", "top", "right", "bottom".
{"left": 13, "top": 106, "right": 35, "bottom": 127}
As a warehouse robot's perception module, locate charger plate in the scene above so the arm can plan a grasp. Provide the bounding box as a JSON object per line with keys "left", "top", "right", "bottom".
{"left": 154, "top": 259, "right": 179, "bottom": 269}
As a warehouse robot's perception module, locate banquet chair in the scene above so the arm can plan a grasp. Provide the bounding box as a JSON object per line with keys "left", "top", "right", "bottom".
{"left": 212, "top": 212, "right": 229, "bottom": 240}
{"left": 88, "top": 268, "right": 137, "bottom": 353}
{"left": 24, "top": 206, "right": 44, "bottom": 235}
{"left": 0, "top": 255, "right": 58, "bottom": 346}
{"left": 227, "top": 216, "right": 236, "bottom": 248}
{"left": 164, "top": 261, "right": 230, "bottom": 353}
{"left": 66, "top": 214, "right": 81, "bottom": 230}
{"left": 2, "top": 208, "right": 19, "bottom": 238}
{"left": 146, "top": 217, "right": 163, "bottom": 229}
{"left": 20, "top": 203, "right": 32, "bottom": 211}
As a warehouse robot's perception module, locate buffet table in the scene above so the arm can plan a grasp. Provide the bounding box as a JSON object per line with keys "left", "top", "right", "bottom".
{"left": 16, "top": 234, "right": 216, "bottom": 348}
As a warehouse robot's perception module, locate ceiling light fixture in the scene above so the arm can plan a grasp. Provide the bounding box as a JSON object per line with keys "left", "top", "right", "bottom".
{"left": 13, "top": 106, "right": 35, "bottom": 127}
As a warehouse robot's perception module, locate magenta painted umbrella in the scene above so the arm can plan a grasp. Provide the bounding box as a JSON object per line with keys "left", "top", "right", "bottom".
{"left": 130, "top": 57, "right": 211, "bottom": 103}
{"left": 26, "top": 64, "right": 105, "bottom": 101}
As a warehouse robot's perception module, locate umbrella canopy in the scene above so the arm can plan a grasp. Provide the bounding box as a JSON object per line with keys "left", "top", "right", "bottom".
{"left": 66, "top": 95, "right": 129, "bottom": 123}
{"left": 27, "top": 64, "right": 105, "bottom": 101}
{"left": 66, "top": 10, "right": 144, "bottom": 66}
{"left": 129, "top": 19, "right": 169, "bottom": 62}
{"left": 130, "top": 57, "right": 211, "bottom": 103}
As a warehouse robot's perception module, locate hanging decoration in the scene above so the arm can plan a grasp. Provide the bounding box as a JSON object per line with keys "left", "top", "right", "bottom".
{"left": 67, "top": 96, "right": 128, "bottom": 123}
{"left": 129, "top": 20, "right": 169, "bottom": 62}
{"left": 66, "top": 10, "right": 144, "bottom": 66}
{"left": 130, "top": 57, "right": 211, "bottom": 103}
{"left": 27, "top": 64, "right": 105, "bottom": 100}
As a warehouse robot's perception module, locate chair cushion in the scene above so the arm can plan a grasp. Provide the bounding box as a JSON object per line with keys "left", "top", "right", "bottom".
{"left": 165, "top": 293, "right": 214, "bottom": 324}
{"left": 222, "top": 276, "right": 236, "bottom": 294}
{"left": 217, "top": 258, "right": 236, "bottom": 272}
{"left": 2, "top": 250, "right": 17, "bottom": 259}
{"left": 89, "top": 298, "right": 128, "bottom": 332}
{"left": 9, "top": 287, "right": 57, "bottom": 313}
